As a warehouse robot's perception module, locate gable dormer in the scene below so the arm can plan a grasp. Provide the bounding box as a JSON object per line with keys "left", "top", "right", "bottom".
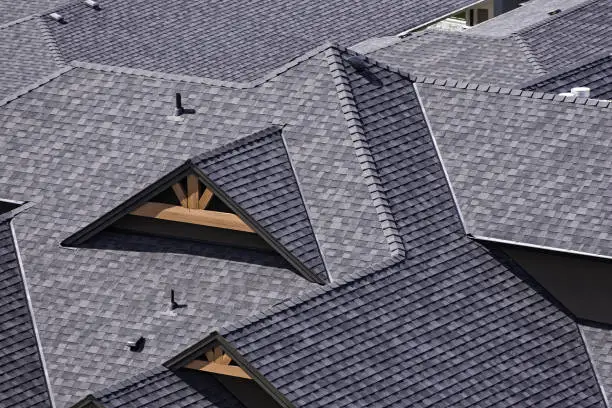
{"left": 63, "top": 127, "right": 329, "bottom": 284}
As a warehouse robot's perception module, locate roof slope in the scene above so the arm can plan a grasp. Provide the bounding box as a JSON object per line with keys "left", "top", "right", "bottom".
{"left": 522, "top": 53, "right": 612, "bottom": 100}
{"left": 43, "top": 0, "right": 478, "bottom": 81}
{"left": 0, "top": 45, "right": 392, "bottom": 406}
{"left": 221, "top": 50, "right": 606, "bottom": 408}
{"left": 0, "top": 217, "right": 51, "bottom": 408}
{"left": 87, "top": 367, "right": 247, "bottom": 408}
{"left": 512, "top": 0, "right": 612, "bottom": 71}
{"left": 192, "top": 127, "right": 329, "bottom": 283}
{"left": 468, "top": 0, "right": 593, "bottom": 37}
{"left": 361, "top": 30, "right": 541, "bottom": 87}
{"left": 417, "top": 82, "right": 612, "bottom": 259}
{"left": 581, "top": 324, "right": 612, "bottom": 404}
{"left": 0, "top": 17, "right": 65, "bottom": 100}
{"left": 0, "top": 0, "right": 67, "bottom": 25}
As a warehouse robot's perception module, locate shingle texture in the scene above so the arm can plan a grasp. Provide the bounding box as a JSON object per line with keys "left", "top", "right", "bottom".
{"left": 222, "top": 50, "right": 606, "bottom": 408}
{"left": 523, "top": 53, "right": 612, "bottom": 100}
{"left": 90, "top": 367, "right": 246, "bottom": 408}
{"left": 512, "top": 0, "right": 612, "bottom": 71}
{"left": 0, "top": 218, "right": 51, "bottom": 408}
{"left": 44, "top": 0, "right": 478, "bottom": 81}
{"left": 0, "top": 46, "right": 392, "bottom": 406}
{"left": 469, "top": 0, "right": 593, "bottom": 37}
{"left": 0, "top": 0, "right": 67, "bottom": 25}
{"left": 364, "top": 30, "right": 541, "bottom": 87}
{"left": 192, "top": 127, "right": 329, "bottom": 282}
{"left": 581, "top": 324, "right": 612, "bottom": 403}
{"left": 0, "top": 18, "right": 65, "bottom": 99}
{"left": 417, "top": 83, "right": 612, "bottom": 258}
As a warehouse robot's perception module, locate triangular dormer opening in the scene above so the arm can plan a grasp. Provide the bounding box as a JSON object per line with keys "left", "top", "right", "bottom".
{"left": 113, "top": 171, "right": 273, "bottom": 250}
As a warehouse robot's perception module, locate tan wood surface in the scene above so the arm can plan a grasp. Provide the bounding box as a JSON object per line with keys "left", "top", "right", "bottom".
{"left": 171, "top": 183, "right": 188, "bottom": 207}
{"left": 187, "top": 174, "right": 200, "bottom": 209}
{"left": 199, "top": 188, "right": 214, "bottom": 210}
{"left": 185, "top": 359, "right": 252, "bottom": 379}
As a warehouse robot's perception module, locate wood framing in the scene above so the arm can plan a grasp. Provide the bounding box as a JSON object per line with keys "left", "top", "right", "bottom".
{"left": 131, "top": 202, "right": 254, "bottom": 233}
{"left": 172, "top": 183, "right": 188, "bottom": 207}
{"left": 187, "top": 174, "right": 200, "bottom": 209}
{"left": 199, "top": 188, "right": 214, "bottom": 210}
{"left": 185, "top": 345, "right": 252, "bottom": 379}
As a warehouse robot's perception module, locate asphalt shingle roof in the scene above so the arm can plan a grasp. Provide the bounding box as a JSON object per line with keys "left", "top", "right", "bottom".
{"left": 417, "top": 81, "right": 612, "bottom": 259}
{"left": 42, "top": 0, "right": 479, "bottom": 81}
{"left": 219, "top": 49, "right": 606, "bottom": 408}
{"left": 0, "top": 216, "right": 51, "bottom": 408}
{"left": 0, "top": 17, "right": 66, "bottom": 100}
{"left": 361, "top": 30, "right": 542, "bottom": 87}
{"left": 0, "top": 45, "right": 394, "bottom": 406}
{"left": 511, "top": 0, "right": 612, "bottom": 71}
{"left": 581, "top": 324, "right": 612, "bottom": 404}
{"left": 522, "top": 53, "right": 612, "bottom": 100}
{"left": 468, "top": 0, "right": 594, "bottom": 37}
{"left": 0, "top": 0, "right": 68, "bottom": 25}
{"left": 88, "top": 367, "right": 247, "bottom": 408}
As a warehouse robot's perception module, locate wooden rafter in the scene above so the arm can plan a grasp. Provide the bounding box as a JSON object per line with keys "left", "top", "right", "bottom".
{"left": 185, "top": 346, "right": 251, "bottom": 379}
{"left": 171, "top": 183, "right": 188, "bottom": 208}
{"left": 130, "top": 202, "right": 254, "bottom": 233}
{"left": 199, "top": 188, "right": 214, "bottom": 210}
{"left": 187, "top": 174, "right": 200, "bottom": 209}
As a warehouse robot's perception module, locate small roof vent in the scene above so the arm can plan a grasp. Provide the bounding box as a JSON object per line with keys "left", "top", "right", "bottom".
{"left": 571, "top": 87, "right": 590, "bottom": 98}
{"left": 49, "top": 12, "right": 66, "bottom": 23}
{"left": 84, "top": 0, "right": 101, "bottom": 10}
{"left": 548, "top": 9, "right": 561, "bottom": 15}
{"left": 127, "top": 336, "right": 145, "bottom": 352}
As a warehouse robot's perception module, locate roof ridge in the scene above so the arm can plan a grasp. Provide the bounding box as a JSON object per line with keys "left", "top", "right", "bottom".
{"left": 0, "top": 14, "right": 36, "bottom": 30}
{"left": 510, "top": 33, "right": 547, "bottom": 75}
{"left": 0, "top": 66, "right": 74, "bottom": 108}
{"left": 412, "top": 75, "right": 612, "bottom": 108}
{"left": 515, "top": 0, "right": 603, "bottom": 35}
{"left": 221, "top": 251, "right": 404, "bottom": 335}
{"left": 69, "top": 43, "right": 332, "bottom": 88}
{"left": 36, "top": 17, "right": 66, "bottom": 66}
{"left": 324, "top": 45, "right": 406, "bottom": 259}
{"left": 520, "top": 52, "right": 612, "bottom": 90}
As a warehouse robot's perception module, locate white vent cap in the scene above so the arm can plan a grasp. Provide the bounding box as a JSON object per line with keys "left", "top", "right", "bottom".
{"left": 84, "top": 0, "right": 100, "bottom": 9}
{"left": 558, "top": 92, "right": 575, "bottom": 97}
{"left": 571, "top": 87, "right": 590, "bottom": 98}
{"left": 49, "top": 12, "right": 65, "bottom": 23}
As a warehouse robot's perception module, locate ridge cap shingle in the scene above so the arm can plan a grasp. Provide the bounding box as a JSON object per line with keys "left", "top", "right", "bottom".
{"left": 0, "top": 66, "right": 74, "bottom": 108}
{"left": 413, "top": 75, "right": 612, "bottom": 107}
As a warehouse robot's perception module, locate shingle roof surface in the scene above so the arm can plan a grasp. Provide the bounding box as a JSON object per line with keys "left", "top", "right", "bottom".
{"left": 192, "top": 127, "right": 329, "bottom": 283}
{"left": 91, "top": 367, "right": 246, "bottom": 408}
{"left": 0, "top": 218, "right": 51, "bottom": 408}
{"left": 581, "top": 324, "right": 612, "bottom": 404}
{"left": 468, "top": 0, "right": 593, "bottom": 37}
{"left": 0, "top": 46, "right": 392, "bottom": 406}
{"left": 417, "top": 83, "right": 612, "bottom": 258}
{"left": 522, "top": 53, "right": 612, "bottom": 100}
{"left": 0, "top": 0, "right": 67, "bottom": 24}
{"left": 222, "top": 50, "right": 606, "bottom": 408}
{"left": 0, "top": 18, "right": 65, "bottom": 99}
{"left": 43, "top": 0, "right": 478, "bottom": 81}
{"left": 512, "top": 0, "right": 612, "bottom": 71}
{"left": 363, "top": 30, "right": 541, "bottom": 87}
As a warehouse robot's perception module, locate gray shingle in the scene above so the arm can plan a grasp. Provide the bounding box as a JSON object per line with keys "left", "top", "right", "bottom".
{"left": 221, "top": 50, "right": 606, "bottom": 408}
{"left": 90, "top": 366, "right": 246, "bottom": 408}
{"left": 364, "top": 30, "right": 541, "bottom": 87}
{"left": 581, "top": 324, "right": 612, "bottom": 404}
{"left": 0, "top": 218, "right": 51, "bottom": 408}
{"left": 192, "top": 127, "right": 330, "bottom": 283}
{"left": 0, "top": 45, "right": 390, "bottom": 406}
{"left": 43, "top": 0, "right": 480, "bottom": 81}
{"left": 0, "top": 0, "right": 68, "bottom": 25}
{"left": 522, "top": 53, "right": 612, "bottom": 100}
{"left": 0, "top": 18, "right": 66, "bottom": 99}
{"left": 417, "top": 82, "right": 612, "bottom": 259}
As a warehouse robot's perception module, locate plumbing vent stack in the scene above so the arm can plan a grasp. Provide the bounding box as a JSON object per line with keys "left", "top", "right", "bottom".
{"left": 571, "top": 87, "right": 590, "bottom": 98}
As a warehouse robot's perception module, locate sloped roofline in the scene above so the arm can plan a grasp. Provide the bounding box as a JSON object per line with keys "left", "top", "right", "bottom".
{"left": 164, "top": 332, "right": 296, "bottom": 408}
{"left": 62, "top": 126, "right": 326, "bottom": 284}
{"left": 513, "top": 0, "right": 605, "bottom": 36}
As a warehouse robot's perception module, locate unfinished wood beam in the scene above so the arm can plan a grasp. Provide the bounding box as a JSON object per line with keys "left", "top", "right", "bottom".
{"left": 187, "top": 175, "right": 200, "bottom": 209}
{"left": 199, "top": 188, "right": 214, "bottom": 210}
{"left": 185, "top": 360, "right": 252, "bottom": 380}
{"left": 130, "top": 202, "right": 255, "bottom": 233}
{"left": 171, "top": 183, "right": 188, "bottom": 208}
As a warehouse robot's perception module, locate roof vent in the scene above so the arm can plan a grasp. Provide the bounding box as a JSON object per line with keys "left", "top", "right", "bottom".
{"left": 571, "top": 87, "right": 590, "bottom": 98}
{"left": 170, "top": 289, "right": 186, "bottom": 310}
{"left": 174, "top": 93, "right": 196, "bottom": 117}
{"left": 548, "top": 9, "right": 561, "bottom": 15}
{"left": 49, "top": 12, "right": 66, "bottom": 23}
{"left": 84, "top": 0, "right": 101, "bottom": 10}
{"left": 127, "top": 336, "right": 146, "bottom": 352}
